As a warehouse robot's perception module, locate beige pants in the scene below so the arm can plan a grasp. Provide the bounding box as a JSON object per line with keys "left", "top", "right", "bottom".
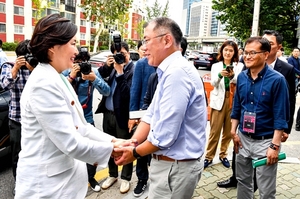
{"left": 205, "top": 93, "right": 232, "bottom": 160}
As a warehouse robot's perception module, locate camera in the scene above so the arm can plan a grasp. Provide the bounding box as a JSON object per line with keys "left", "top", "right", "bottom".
{"left": 19, "top": 54, "right": 38, "bottom": 69}
{"left": 75, "top": 46, "right": 91, "bottom": 76}
{"left": 113, "top": 34, "right": 125, "bottom": 64}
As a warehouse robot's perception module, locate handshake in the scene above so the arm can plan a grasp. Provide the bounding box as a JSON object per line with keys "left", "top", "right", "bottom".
{"left": 111, "top": 138, "right": 140, "bottom": 166}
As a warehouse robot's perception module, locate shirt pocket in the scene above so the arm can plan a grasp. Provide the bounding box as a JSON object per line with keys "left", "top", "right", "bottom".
{"left": 46, "top": 154, "right": 74, "bottom": 177}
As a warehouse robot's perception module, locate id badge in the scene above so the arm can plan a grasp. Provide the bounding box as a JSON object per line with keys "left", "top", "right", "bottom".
{"left": 243, "top": 112, "right": 256, "bottom": 133}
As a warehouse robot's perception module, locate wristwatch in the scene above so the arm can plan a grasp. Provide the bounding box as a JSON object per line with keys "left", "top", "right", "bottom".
{"left": 132, "top": 147, "right": 142, "bottom": 159}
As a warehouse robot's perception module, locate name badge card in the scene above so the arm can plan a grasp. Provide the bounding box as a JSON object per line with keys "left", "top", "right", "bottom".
{"left": 243, "top": 111, "right": 256, "bottom": 133}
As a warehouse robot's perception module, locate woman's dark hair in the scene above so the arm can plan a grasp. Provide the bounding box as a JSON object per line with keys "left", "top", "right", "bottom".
{"left": 244, "top": 36, "right": 271, "bottom": 53}
{"left": 137, "top": 41, "right": 143, "bottom": 50}
{"left": 29, "top": 14, "right": 77, "bottom": 63}
{"left": 15, "top": 39, "right": 31, "bottom": 57}
{"left": 217, "top": 40, "right": 239, "bottom": 63}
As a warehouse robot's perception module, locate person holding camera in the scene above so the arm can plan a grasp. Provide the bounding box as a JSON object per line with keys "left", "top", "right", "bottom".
{"left": 62, "top": 47, "right": 110, "bottom": 192}
{"left": 96, "top": 40, "right": 134, "bottom": 194}
{"left": 204, "top": 40, "right": 243, "bottom": 169}
{"left": 0, "top": 39, "right": 35, "bottom": 195}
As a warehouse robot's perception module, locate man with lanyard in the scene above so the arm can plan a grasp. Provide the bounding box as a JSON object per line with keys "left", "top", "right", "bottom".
{"left": 231, "top": 36, "right": 289, "bottom": 199}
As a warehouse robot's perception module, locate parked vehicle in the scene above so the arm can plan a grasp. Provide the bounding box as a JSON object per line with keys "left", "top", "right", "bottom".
{"left": 186, "top": 50, "right": 200, "bottom": 61}
{"left": 0, "top": 87, "right": 10, "bottom": 158}
{"left": 89, "top": 50, "right": 140, "bottom": 68}
{"left": 193, "top": 52, "right": 218, "bottom": 70}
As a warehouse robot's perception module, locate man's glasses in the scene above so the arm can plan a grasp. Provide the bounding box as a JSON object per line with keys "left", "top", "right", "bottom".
{"left": 142, "top": 33, "right": 167, "bottom": 45}
{"left": 243, "top": 51, "right": 266, "bottom": 58}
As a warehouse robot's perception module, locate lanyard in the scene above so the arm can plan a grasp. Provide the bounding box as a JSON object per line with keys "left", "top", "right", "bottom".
{"left": 245, "top": 67, "right": 268, "bottom": 113}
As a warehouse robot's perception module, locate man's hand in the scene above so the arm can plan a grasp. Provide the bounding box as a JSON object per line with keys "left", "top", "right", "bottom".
{"left": 281, "top": 132, "right": 289, "bottom": 142}
{"left": 81, "top": 70, "right": 96, "bottom": 81}
{"left": 128, "top": 119, "right": 139, "bottom": 133}
{"left": 106, "top": 55, "right": 114, "bottom": 67}
{"left": 70, "top": 64, "right": 80, "bottom": 78}
{"left": 266, "top": 147, "right": 279, "bottom": 165}
{"left": 114, "top": 146, "right": 136, "bottom": 165}
{"left": 231, "top": 132, "right": 242, "bottom": 154}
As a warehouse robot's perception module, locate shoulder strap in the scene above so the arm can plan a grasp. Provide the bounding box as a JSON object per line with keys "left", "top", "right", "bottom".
{"left": 0, "top": 62, "right": 14, "bottom": 75}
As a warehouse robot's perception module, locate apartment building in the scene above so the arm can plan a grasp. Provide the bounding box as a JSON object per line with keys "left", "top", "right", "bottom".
{"left": 0, "top": 0, "right": 144, "bottom": 47}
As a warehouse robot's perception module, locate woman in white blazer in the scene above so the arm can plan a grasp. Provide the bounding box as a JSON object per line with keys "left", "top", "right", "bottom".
{"left": 204, "top": 41, "right": 244, "bottom": 169}
{"left": 15, "top": 14, "right": 128, "bottom": 199}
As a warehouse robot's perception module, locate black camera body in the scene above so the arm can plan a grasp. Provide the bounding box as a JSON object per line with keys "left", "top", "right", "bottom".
{"left": 113, "top": 34, "right": 125, "bottom": 64}
{"left": 75, "top": 46, "right": 91, "bottom": 76}
{"left": 19, "top": 54, "right": 38, "bottom": 69}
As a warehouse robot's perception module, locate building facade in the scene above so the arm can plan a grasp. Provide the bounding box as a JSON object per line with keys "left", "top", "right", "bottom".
{"left": 0, "top": 0, "right": 144, "bottom": 49}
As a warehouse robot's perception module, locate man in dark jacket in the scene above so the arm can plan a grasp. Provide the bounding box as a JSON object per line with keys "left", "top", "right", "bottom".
{"left": 96, "top": 41, "right": 134, "bottom": 194}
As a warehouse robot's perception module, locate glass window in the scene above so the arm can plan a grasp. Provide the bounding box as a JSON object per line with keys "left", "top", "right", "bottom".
{"left": 0, "top": 24, "right": 6, "bottom": 32}
{"left": 80, "top": 33, "right": 85, "bottom": 40}
{"left": 80, "top": 20, "right": 86, "bottom": 26}
{"left": 47, "top": 8, "right": 59, "bottom": 15}
{"left": 14, "top": 6, "right": 24, "bottom": 15}
{"left": 0, "top": 3, "right": 5, "bottom": 13}
{"left": 14, "top": 25, "right": 24, "bottom": 34}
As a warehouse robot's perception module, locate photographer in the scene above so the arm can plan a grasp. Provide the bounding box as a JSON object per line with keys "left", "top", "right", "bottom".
{"left": 0, "top": 39, "right": 36, "bottom": 195}
{"left": 62, "top": 46, "right": 110, "bottom": 192}
{"left": 96, "top": 39, "right": 134, "bottom": 194}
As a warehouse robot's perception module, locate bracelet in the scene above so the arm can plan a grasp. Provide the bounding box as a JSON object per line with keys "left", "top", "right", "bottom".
{"left": 68, "top": 75, "right": 75, "bottom": 81}
{"left": 218, "top": 73, "right": 223, "bottom": 79}
{"left": 269, "top": 142, "right": 280, "bottom": 151}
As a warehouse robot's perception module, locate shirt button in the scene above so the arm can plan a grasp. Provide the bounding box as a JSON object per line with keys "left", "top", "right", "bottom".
{"left": 71, "top": 101, "right": 75, "bottom": 105}
{"left": 251, "top": 102, "right": 253, "bottom": 104}
{"left": 75, "top": 126, "right": 78, "bottom": 129}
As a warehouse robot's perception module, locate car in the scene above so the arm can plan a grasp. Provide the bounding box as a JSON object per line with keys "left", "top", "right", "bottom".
{"left": 89, "top": 50, "right": 140, "bottom": 68}
{"left": 89, "top": 50, "right": 112, "bottom": 68}
{"left": 0, "top": 87, "right": 10, "bottom": 158}
{"left": 186, "top": 50, "right": 201, "bottom": 61}
{"left": 193, "top": 52, "right": 218, "bottom": 70}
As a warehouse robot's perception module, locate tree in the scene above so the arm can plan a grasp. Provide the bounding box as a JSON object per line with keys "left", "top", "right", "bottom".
{"left": 145, "top": 0, "right": 169, "bottom": 21}
{"left": 80, "top": 0, "right": 133, "bottom": 52}
{"left": 212, "top": 0, "right": 300, "bottom": 48}
{"left": 135, "top": 0, "right": 169, "bottom": 39}
{"left": 32, "top": 0, "right": 52, "bottom": 23}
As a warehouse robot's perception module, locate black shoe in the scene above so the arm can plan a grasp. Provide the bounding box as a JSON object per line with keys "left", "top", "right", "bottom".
{"left": 89, "top": 178, "right": 101, "bottom": 192}
{"left": 204, "top": 159, "right": 213, "bottom": 168}
{"left": 217, "top": 177, "right": 237, "bottom": 188}
{"left": 219, "top": 157, "right": 230, "bottom": 168}
{"left": 133, "top": 180, "right": 147, "bottom": 197}
{"left": 296, "top": 125, "right": 300, "bottom": 131}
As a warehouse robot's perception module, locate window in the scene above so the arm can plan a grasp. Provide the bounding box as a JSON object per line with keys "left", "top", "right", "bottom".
{"left": 0, "top": 24, "right": 6, "bottom": 32}
{"left": 0, "top": 3, "right": 5, "bottom": 13}
{"left": 47, "top": 8, "right": 59, "bottom": 15}
{"left": 14, "top": 25, "right": 24, "bottom": 34}
{"left": 80, "top": 33, "right": 85, "bottom": 40}
{"left": 91, "top": 22, "right": 96, "bottom": 28}
{"left": 80, "top": 20, "right": 86, "bottom": 26}
{"left": 14, "top": 6, "right": 24, "bottom": 15}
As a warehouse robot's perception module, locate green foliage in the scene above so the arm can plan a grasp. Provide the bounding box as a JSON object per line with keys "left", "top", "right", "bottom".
{"left": 99, "top": 45, "right": 109, "bottom": 50}
{"left": 145, "top": 0, "right": 169, "bottom": 21}
{"left": 2, "top": 42, "right": 18, "bottom": 51}
{"left": 212, "top": 0, "right": 300, "bottom": 48}
{"left": 80, "top": 0, "right": 133, "bottom": 25}
{"left": 126, "top": 39, "right": 136, "bottom": 49}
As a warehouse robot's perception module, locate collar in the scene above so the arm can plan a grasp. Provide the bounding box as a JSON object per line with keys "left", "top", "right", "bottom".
{"left": 247, "top": 64, "right": 269, "bottom": 79}
{"left": 269, "top": 59, "right": 277, "bottom": 69}
{"left": 156, "top": 51, "right": 182, "bottom": 80}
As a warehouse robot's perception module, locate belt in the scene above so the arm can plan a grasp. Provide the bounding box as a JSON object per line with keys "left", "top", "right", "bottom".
{"left": 106, "top": 110, "right": 115, "bottom": 115}
{"left": 242, "top": 133, "right": 273, "bottom": 140}
{"left": 152, "top": 154, "right": 199, "bottom": 162}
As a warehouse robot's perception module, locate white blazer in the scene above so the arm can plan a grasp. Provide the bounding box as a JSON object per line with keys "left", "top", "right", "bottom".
{"left": 209, "top": 61, "right": 244, "bottom": 110}
{"left": 16, "top": 63, "right": 114, "bottom": 199}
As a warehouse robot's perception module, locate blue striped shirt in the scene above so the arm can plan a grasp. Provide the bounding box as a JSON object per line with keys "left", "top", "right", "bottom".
{"left": 142, "top": 51, "right": 207, "bottom": 160}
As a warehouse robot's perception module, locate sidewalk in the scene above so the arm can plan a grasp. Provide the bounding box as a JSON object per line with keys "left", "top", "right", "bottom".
{"left": 85, "top": 159, "right": 300, "bottom": 199}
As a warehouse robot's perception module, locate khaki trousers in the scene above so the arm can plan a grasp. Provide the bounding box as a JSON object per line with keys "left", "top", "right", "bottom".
{"left": 205, "top": 92, "right": 232, "bottom": 160}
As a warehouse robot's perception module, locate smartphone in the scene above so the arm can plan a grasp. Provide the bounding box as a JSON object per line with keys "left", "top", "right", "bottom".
{"left": 226, "top": 65, "right": 234, "bottom": 72}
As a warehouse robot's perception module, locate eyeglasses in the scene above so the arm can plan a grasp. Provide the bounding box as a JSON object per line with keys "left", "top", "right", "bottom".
{"left": 243, "top": 51, "right": 266, "bottom": 58}
{"left": 142, "top": 33, "right": 167, "bottom": 45}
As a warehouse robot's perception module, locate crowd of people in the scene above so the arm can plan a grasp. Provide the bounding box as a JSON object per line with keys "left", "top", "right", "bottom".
{"left": 0, "top": 13, "right": 298, "bottom": 199}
